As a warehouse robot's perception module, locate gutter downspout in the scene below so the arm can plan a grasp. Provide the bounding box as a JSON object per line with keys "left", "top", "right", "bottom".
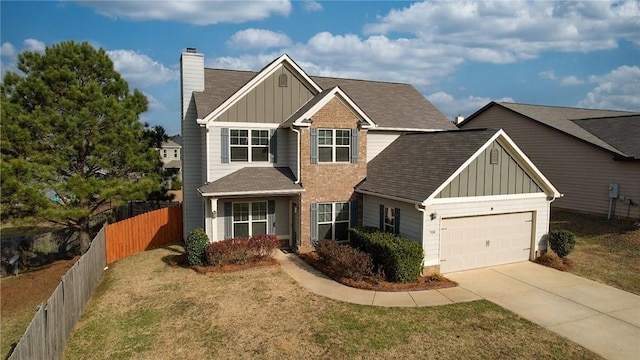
{"left": 291, "top": 127, "right": 301, "bottom": 184}
{"left": 415, "top": 203, "right": 427, "bottom": 272}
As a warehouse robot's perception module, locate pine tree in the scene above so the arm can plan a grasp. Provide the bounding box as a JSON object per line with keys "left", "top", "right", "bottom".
{"left": 1, "top": 41, "right": 162, "bottom": 253}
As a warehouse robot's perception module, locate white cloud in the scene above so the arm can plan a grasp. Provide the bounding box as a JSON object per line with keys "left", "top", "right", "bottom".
{"left": 227, "top": 29, "right": 292, "bottom": 50}
{"left": 560, "top": 76, "right": 584, "bottom": 86}
{"left": 142, "top": 92, "right": 167, "bottom": 111}
{"left": 302, "top": 0, "right": 323, "bottom": 12}
{"left": 578, "top": 66, "right": 640, "bottom": 110}
{"left": 23, "top": 39, "right": 45, "bottom": 53}
{"left": 79, "top": 0, "right": 291, "bottom": 25}
{"left": 106, "top": 50, "right": 178, "bottom": 87}
{"left": 539, "top": 70, "right": 556, "bottom": 80}
{"left": 0, "top": 42, "right": 17, "bottom": 57}
{"left": 364, "top": 0, "right": 639, "bottom": 63}
{"left": 427, "top": 91, "right": 515, "bottom": 120}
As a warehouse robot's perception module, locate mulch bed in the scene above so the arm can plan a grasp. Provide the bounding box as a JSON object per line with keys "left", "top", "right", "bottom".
{"left": 299, "top": 252, "right": 457, "bottom": 292}
{"left": 167, "top": 253, "right": 279, "bottom": 274}
{"left": 535, "top": 253, "right": 574, "bottom": 271}
{"left": 167, "top": 251, "right": 457, "bottom": 292}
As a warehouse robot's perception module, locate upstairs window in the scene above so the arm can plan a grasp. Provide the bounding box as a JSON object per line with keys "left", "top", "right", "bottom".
{"left": 162, "top": 149, "right": 167, "bottom": 158}
{"left": 230, "top": 129, "right": 269, "bottom": 162}
{"left": 174, "top": 149, "right": 179, "bottom": 158}
{"left": 317, "top": 129, "right": 351, "bottom": 163}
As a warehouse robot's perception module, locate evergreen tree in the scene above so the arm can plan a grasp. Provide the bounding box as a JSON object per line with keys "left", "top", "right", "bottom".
{"left": 1, "top": 41, "right": 162, "bottom": 253}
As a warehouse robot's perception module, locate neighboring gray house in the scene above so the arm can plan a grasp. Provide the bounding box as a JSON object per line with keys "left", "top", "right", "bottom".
{"left": 180, "top": 50, "right": 560, "bottom": 273}
{"left": 158, "top": 139, "right": 182, "bottom": 180}
{"left": 460, "top": 102, "right": 640, "bottom": 219}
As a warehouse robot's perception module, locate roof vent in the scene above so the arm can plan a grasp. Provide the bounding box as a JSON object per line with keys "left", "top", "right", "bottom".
{"left": 186, "top": 47, "right": 197, "bottom": 53}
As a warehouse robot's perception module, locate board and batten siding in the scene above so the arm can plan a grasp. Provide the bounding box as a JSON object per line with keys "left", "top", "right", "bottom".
{"left": 366, "top": 131, "right": 401, "bottom": 162}
{"left": 437, "top": 140, "right": 542, "bottom": 198}
{"left": 206, "top": 125, "right": 292, "bottom": 183}
{"left": 425, "top": 195, "right": 551, "bottom": 266}
{"left": 461, "top": 106, "right": 640, "bottom": 218}
{"left": 214, "top": 197, "right": 291, "bottom": 241}
{"left": 215, "top": 65, "right": 314, "bottom": 123}
{"left": 362, "top": 195, "right": 423, "bottom": 244}
{"left": 181, "top": 52, "right": 205, "bottom": 239}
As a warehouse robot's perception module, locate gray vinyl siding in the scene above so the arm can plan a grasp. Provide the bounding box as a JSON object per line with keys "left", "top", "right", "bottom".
{"left": 207, "top": 125, "right": 291, "bottom": 182}
{"left": 215, "top": 65, "right": 314, "bottom": 123}
{"left": 437, "top": 140, "right": 542, "bottom": 198}
{"left": 366, "top": 131, "right": 401, "bottom": 162}
{"left": 362, "top": 195, "right": 423, "bottom": 243}
{"left": 461, "top": 106, "right": 640, "bottom": 218}
{"left": 288, "top": 129, "right": 298, "bottom": 181}
{"left": 181, "top": 53, "right": 205, "bottom": 239}
{"left": 215, "top": 197, "right": 291, "bottom": 241}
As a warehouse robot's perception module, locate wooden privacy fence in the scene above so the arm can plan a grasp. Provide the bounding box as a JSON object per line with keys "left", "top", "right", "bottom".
{"left": 8, "top": 226, "right": 107, "bottom": 360}
{"left": 105, "top": 204, "right": 183, "bottom": 264}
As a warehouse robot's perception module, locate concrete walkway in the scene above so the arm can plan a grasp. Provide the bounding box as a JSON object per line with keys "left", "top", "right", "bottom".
{"left": 275, "top": 251, "right": 481, "bottom": 307}
{"left": 277, "top": 251, "right": 640, "bottom": 360}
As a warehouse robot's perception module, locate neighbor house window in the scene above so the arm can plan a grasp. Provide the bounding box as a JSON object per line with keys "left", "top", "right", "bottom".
{"left": 230, "top": 129, "right": 269, "bottom": 162}
{"left": 232, "top": 202, "right": 267, "bottom": 237}
{"left": 317, "top": 202, "right": 350, "bottom": 240}
{"left": 162, "top": 149, "right": 167, "bottom": 158}
{"left": 318, "top": 129, "right": 350, "bottom": 163}
{"left": 174, "top": 149, "right": 179, "bottom": 158}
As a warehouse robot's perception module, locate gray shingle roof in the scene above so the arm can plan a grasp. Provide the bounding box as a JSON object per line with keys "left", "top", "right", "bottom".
{"left": 356, "top": 129, "right": 498, "bottom": 203}
{"left": 198, "top": 167, "right": 303, "bottom": 196}
{"left": 483, "top": 102, "right": 639, "bottom": 158}
{"left": 573, "top": 115, "right": 640, "bottom": 159}
{"left": 195, "top": 68, "right": 456, "bottom": 130}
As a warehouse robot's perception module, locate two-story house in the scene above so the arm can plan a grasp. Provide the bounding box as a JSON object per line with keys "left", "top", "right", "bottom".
{"left": 180, "top": 49, "right": 560, "bottom": 273}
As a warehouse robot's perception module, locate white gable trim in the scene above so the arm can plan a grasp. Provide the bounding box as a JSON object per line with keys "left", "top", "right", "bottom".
{"left": 200, "top": 54, "right": 322, "bottom": 124}
{"left": 292, "top": 86, "right": 376, "bottom": 128}
{"left": 423, "top": 129, "right": 561, "bottom": 205}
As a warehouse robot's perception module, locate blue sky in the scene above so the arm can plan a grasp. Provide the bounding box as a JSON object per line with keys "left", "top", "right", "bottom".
{"left": 2, "top": 1, "right": 639, "bottom": 135}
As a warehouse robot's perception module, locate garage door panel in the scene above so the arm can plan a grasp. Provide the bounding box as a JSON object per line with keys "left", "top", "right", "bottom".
{"left": 441, "top": 212, "right": 533, "bottom": 273}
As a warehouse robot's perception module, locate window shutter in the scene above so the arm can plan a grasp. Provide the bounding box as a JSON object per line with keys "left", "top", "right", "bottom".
{"left": 224, "top": 202, "right": 232, "bottom": 239}
{"left": 394, "top": 208, "right": 401, "bottom": 235}
{"left": 267, "top": 200, "right": 276, "bottom": 234}
{"left": 270, "top": 129, "right": 278, "bottom": 163}
{"left": 350, "top": 201, "right": 358, "bottom": 227}
{"left": 379, "top": 205, "right": 384, "bottom": 230}
{"left": 310, "top": 202, "right": 318, "bottom": 243}
{"left": 351, "top": 129, "right": 358, "bottom": 163}
{"left": 310, "top": 128, "right": 318, "bottom": 164}
{"left": 221, "top": 128, "right": 229, "bottom": 163}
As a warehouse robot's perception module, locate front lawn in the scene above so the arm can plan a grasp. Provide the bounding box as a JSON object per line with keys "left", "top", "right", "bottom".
{"left": 62, "top": 245, "right": 600, "bottom": 359}
{"left": 550, "top": 210, "right": 640, "bottom": 295}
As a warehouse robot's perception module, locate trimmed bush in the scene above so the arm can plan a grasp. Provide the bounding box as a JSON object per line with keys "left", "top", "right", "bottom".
{"left": 205, "top": 234, "right": 280, "bottom": 266}
{"left": 548, "top": 230, "right": 576, "bottom": 258}
{"left": 186, "top": 228, "right": 209, "bottom": 266}
{"left": 314, "top": 239, "right": 373, "bottom": 281}
{"left": 349, "top": 227, "right": 424, "bottom": 283}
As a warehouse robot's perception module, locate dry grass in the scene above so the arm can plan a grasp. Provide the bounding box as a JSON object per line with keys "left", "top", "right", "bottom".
{"left": 550, "top": 210, "right": 640, "bottom": 295}
{"left": 62, "top": 245, "right": 601, "bottom": 360}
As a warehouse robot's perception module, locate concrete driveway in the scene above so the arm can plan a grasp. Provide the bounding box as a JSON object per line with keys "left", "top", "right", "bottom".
{"left": 446, "top": 262, "right": 640, "bottom": 360}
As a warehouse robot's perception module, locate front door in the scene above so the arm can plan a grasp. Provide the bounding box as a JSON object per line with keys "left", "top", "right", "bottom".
{"left": 290, "top": 202, "right": 299, "bottom": 248}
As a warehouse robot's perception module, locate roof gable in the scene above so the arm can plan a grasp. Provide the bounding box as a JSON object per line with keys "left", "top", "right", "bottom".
{"left": 462, "top": 102, "right": 639, "bottom": 158}
{"left": 356, "top": 129, "right": 559, "bottom": 204}
{"left": 281, "top": 86, "right": 375, "bottom": 128}
{"left": 198, "top": 54, "right": 322, "bottom": 125}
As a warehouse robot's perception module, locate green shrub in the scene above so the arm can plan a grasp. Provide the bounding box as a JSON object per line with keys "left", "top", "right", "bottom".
{"left": 314, "top": 239, "right": 373, "bottom": 281}
{"left": 170, "top": 177, "right": 182, "bottom": 190}
{"left": 548, "top": 230, "right": 576, "bottom": 258}
{"left": 205, "top": 234, "right": 280, "bottom": 266}
{"left": 349, "top": 227, "right": 424, "bottom": 283}
{"left": 186, "top": 228, "right": 209, "bottom": 266}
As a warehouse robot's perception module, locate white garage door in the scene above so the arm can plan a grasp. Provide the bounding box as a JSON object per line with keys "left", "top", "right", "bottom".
{"left": 440, "top": 212, "right": 533, "bottom": 273}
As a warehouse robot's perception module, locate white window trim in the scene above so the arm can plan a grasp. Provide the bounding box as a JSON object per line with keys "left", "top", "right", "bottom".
{"left": 318, "top": 202, "right": 350, "bottom": 240}
{"left": 318, "top": 129, "right": 350, "bottom": 163}
{"left": 230, "top": 129, "right": 270, "bottom": 163}
{"left": 232, "top": 201, "right": 268, "bottom": 237}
